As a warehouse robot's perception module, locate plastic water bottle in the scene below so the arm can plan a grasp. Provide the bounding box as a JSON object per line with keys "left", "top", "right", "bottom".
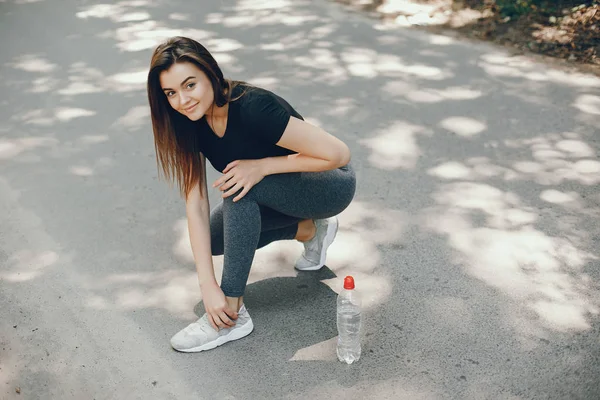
{"left": 336, "top": 275, "right": 362, "bottom": 364}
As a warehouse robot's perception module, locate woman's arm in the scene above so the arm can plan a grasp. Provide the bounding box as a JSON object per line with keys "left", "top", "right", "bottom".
{"left": 214, "top": 116, "right": 352, "bottom": 201}
{"left": 264, "top": 116, "right": 351, "bottom": 175}
{"left": 186, "top": 154, "right": 238, "bottom": 329}
{"left": 185, "top": 155, "right": 216, "bottom": 287}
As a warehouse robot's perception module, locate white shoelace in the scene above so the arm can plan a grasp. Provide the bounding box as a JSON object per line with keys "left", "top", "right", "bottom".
{"left": 183, "top": 317, "right": 211, "bottom": 335}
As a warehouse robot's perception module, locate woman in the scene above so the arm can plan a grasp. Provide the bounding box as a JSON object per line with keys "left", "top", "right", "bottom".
{"left": 147, "top": 36, "right": 356, "bottom": 353}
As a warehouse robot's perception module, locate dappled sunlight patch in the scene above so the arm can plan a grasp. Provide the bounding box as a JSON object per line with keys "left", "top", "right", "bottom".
{"left": 69, "top": 166, "right": 94, "bottom": 177}
{"left": 79, "top": 135, "right": 109, "bottom": 145}
{"left": 439, "top": 116, "right": 486, "bottom": 137}
{"left": 326, "top": 97, "right": 358, "bottom": 117}
{"left": 260, "top": 42, "right": 285, "bottom": 51}
{"left": 218, "top": 0, "right": 317, "bottom": 28}
{"left": 0, "top": 250, "right": 59, "bottom": 282}
{"left": 115, "top": 11, "right": 151, "bottom": 23}
{"left": 480, "top": 63, "right": 526, "bottom": 79}
{"left": 0, "top": 137, "right": 58, "bottom": 160}
{"left": 295, "top": 48, "right": 342, "bottom": 68}
{"left": 334, "top": 201, "right": 406, "bottom": 244}
{"left": 540, "top": 189, "right": 580, "bottom": 205}
{"left": 248, "top": 76, "right": 279, "bottom": 90}
{"left": 428, "top": 34, "right": 456, "bottom": 46}
{"left": 9, "top": 54, "right": 57, "bottom": 73}
{"left": 112, "top": 105, "right": 150, "bottom": 131}
{"left": 428, "top": 161, "right": 472, "bottom": 180}
{"left": 345, "top": 61, "right": 377, "bottom": 79}
{"left": 555, "top": 138, "right": 595, "bottom": 157}
{"left": 441, "top": 86, "right": 483, "bottom": 100}
{"left": 172, "top": 218, "right": 194, "bottom": 264}
{"left": 243, "top": 242, "right": 300, "bottom": 284}
{"left": 76, "top": 3, "right": 125, "bottom": 20}
{"left": 505, "top": 134, "right": 600, "bottom": 185}
{"left": 76, "top": 1, "right": 152, "bottom": 22}
{"left": 389, "top": 61, "right": 448, "bottom": 79}
{"left": 432, "top": 182, "right": 539, "bottom": 230}
{"left": 322, "top": 272, "right": 392, "bottom": 311}
{"left": 91, "top": 270, "right": 201, "bottom": 318}
{"left": 58, "top": 81, "right": 103, "bottom": 96}
{"left": 340, "top": 48, "right": 450, "bottom": 80}
{"left": 381, "top": 80, "right": 413, "bottom": 98}
{"left": 169, "top": 13, "right": 189, "bottom": 21}
{"left": 289, "top": 337, "right": 337, "bottom": 361}
{"left": 205, "top": 38, "right": 244, "bottom": 53}
{"left": 85, "top": 295, "right": 110, "bottom": 309}
{"left": 406, "top": 86, "right": 483, "bottom": 103}
{"left": 308, "top": 23, "right": 337, "bottom": 40}
{"left": 109, "top": 19, "right": 214, "bottom": 52}
{"left": 323, "top": 46, "right": 454, "bottom": 81}
{"left": 480, "top": 51, "right": 600, "bottom": 87}
{"left": 423, "top": 181, "right": 599, "bottom": 333}
{"left": 29, "top": 76, "right": 60, "bottom": 93}
{"left": 532, "top": 300, "right": 594, "bottom": 331}
{"left": 55, "top": 107, "right": 96, "bottom": 122}
{"left": 322, "top": 201, "right": 403, "bottom": 309}
{"left": 545, "top": 69, "right": 600, "bottom": 88}
{"left": 106, "top": 69, "right": 147, "bottom": 92}
{"left": 573, "top": 94, "right": 600, "bottom": 116}
{"left": 359, "top": 121, "right": 431, "bottom": 170}
{"left": 213, "top": 53, "right": 239, "bottom": 69}
{"left": 12, "top": 108, "right": 96, "bottom": 125}
{"left": 235, "top": 0, "right": 294, "bottom": 11}
{"left": 293, "top": 48, "right": 348, "bottom": 84}
{"left": 56, "top": 62, "right": 105, "bottom": 96}
{"left": 327, "top": 231, "right": 380, "bottom": 272}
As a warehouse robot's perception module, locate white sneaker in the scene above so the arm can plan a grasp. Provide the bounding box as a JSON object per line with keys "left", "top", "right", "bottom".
{"left": 170, "top": 304, "right": 254, "bottom": 352}
{"left": 294, "top": 216, "right": 338, "bottom": 271}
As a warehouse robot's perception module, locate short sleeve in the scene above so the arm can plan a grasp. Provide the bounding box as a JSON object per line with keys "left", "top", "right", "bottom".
{"left": 241, "top": 91, "right": 291, "bottom": 144}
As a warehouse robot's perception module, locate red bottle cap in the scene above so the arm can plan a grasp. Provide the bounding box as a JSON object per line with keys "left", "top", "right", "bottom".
{"left": 343, "top": 276, "right": 355, "bottom": 290}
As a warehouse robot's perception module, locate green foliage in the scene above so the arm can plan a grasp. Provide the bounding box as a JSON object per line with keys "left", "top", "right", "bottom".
{"left": 495, "top": 0, "right": 537, "bottom": 17}
{"left": 493, "top": 0, "right": 597, "bottom": 17}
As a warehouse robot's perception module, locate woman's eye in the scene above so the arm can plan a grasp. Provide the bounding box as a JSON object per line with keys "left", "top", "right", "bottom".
{"left": 166, "top": 91, "right": 175, "bottom": 97}
{"left": 186, "top": 82, "right": 196, "bottom": 89}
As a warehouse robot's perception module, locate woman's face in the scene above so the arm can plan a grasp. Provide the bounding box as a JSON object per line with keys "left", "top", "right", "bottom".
{"left": 159, "top": 61, "right": 214, "bottom": 121}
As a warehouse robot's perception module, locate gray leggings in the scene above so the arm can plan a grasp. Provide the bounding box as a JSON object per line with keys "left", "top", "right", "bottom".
{"left": 210, "top": 163, "right": 356, "bottom": 297}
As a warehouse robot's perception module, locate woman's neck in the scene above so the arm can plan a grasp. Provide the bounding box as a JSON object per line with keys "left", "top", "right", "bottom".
{"left": 205, "top": 102, "right": 228, "bottom": 119}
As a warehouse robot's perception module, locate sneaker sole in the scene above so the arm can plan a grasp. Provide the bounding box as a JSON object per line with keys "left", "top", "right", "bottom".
{"left": 174, "top": 319, "right": 254, "bottom": 353}
{"left": 295, "top": 217, "right": 338, "bottom": 271}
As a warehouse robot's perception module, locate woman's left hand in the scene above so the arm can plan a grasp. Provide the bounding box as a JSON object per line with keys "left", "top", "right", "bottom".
{"left": 213, "top": 159, "right": 266, "bottom": 202}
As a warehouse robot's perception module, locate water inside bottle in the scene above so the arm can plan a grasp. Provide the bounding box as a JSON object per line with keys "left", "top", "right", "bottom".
{"left": 336, "top": 305, "right": 361, "bottom": 364}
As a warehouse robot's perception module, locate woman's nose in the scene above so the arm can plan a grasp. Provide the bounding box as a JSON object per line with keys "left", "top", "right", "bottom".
{"left": 179, "top": 92, "right": 190, "bottom": 104}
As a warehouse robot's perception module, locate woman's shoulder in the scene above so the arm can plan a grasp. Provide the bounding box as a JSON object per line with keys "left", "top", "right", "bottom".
{"left": 232, "top": 83, "right": 300, "bottom": 118}
{"left": 231, "top": 82, "right": 280, "bottom": 106}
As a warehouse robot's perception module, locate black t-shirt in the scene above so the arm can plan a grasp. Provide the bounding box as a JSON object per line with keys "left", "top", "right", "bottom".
{"left": 177, "top": 84, "right": 303, "bottom": 173}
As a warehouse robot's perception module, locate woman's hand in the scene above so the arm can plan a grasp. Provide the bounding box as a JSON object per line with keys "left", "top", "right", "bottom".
{"left": 200, "top": 281, "right": 238, "bottom": 331}
{"left": 212, "top": 159, "right": 266, "bottom": 202}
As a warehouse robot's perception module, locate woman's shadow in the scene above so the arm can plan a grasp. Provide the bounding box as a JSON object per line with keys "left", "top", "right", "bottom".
{"left": 192, "top": 267, "right": 341, "bottom": 361}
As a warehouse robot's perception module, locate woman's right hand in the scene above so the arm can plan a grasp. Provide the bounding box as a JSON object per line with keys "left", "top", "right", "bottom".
{"left": 200, "top": 281, "right": 238, "bottom": 331}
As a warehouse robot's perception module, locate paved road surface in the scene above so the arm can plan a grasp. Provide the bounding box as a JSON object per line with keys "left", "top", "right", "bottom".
{"left": 1, "top": 0, "right": 600, "bottom": 399}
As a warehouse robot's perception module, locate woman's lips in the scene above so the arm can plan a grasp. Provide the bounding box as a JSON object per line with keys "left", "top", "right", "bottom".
{"left": 184, "top": 103, "right": 198, "bottom": 112}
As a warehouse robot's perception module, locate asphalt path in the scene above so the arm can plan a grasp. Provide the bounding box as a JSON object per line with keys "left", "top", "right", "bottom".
{"left": 1, "top": 0, "right": 600, "bottom": 399}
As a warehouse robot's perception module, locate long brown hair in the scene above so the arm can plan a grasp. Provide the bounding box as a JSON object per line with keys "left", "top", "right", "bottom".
{"left": 147, "top": 36, "right": 244, "bottom": 199}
